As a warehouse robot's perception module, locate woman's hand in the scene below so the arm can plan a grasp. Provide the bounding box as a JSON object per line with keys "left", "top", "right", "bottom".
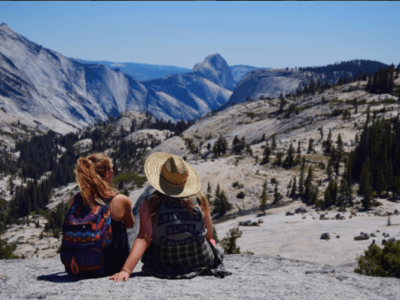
{"left": 109, "top": 270, "right": 130, "bottom": 282}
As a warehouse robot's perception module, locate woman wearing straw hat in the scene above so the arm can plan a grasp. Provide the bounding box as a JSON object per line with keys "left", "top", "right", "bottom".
{"left": 110, "top": 152, "right": 231, "bottom": 281}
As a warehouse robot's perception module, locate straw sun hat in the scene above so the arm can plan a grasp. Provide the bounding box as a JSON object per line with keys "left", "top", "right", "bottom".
{"left": 144, "top": 152, "right": 201, "bottom": 198}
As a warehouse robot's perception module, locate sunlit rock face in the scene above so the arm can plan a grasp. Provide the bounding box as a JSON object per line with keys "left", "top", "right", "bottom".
{"left": 192, "top": 54, "right": 236, "bottom": 91}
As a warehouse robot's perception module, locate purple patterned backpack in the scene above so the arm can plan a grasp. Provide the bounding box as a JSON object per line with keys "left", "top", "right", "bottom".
{"left": 60, "top": 193, "right": 112, "bottom": 277}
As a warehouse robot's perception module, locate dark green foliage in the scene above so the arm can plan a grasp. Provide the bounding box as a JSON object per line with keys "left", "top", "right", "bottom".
{"left": 261, "top": 141, "right": 271, "bottom": 164}
{"left": 279, "top": 93, "right": 286, "bottom": 112}
{"left": 298, "top": 156, "right": 306, "bottom": 196}
{"left": 349, "top": 117, "right": 400, "bottom": 200}
{"left": 220, "top": 227, "right": 242, "bottom": 254}
{"left": 274, "top": 152, "right": 284, "bottom": 167}
{"left": 303, "top": 166, "right": 314, "bottom": 203}
{"left": 148, "top": 118, "right": 194, "bottom": 135}
{"left": 0, "top": 238, "right": 18, "bottom": 259}
{"left": 232, "top": 181, "right": 244, "bottom": 189}
{"left": 236, "top": 191, "right": 245, "bottom": 199}
{"left": 232, "top": 136, "right": 246, "bottom": 155}
{"left": 365, "top": 64, "right": 396, "bottom": 95}
{"left": 283, "top": 143, "right": 295, "bottom": 169}
{"left": 272, "top": 183, "right": 283, "bottom": 205}
{"left": 271, "top": 136, "right": 276, "bottom": 154}
{"left": 322, "top": 129, "right": 332, "bottom": 155}
{"left": 355, "top": 240, "right": 400, "bottom": 278}
{"left": 259, "top": 180, "right": 268, "bottom": 213}
{"left": 307, "top": 138, "right": 314, "bottom": 153}
{"left": 206, "top": 182, "right": 212, "bottom": 204}
{"left": 213, "top": 135, "right": 228, "bottom": 157}
{"left": 323, "top": 179, "right": 338, "bottom": 208}
{"left": 290, "top": 177, "right": 297, "bottom": 198}
{"left": 213, "top": 185, "right": 232, "bottom": 214}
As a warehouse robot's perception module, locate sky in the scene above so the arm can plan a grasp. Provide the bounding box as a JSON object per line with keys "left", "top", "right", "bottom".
{"left": 0, "top": 2, "right": 399, "bottom": 69}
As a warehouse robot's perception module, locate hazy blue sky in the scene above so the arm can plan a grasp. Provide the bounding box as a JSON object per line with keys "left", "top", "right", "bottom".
{"left": 1, "top": 2, "right": 399, "bottom": 69}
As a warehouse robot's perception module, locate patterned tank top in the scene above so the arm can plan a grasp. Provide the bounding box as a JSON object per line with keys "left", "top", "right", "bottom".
{"left": 148, "top": 194, "right": 207, "bottom": 247}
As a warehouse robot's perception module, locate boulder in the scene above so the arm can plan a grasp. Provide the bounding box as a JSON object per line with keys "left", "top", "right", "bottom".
{"left": 295, "top": 207, "right": 307, "bottom": 214}
{"left": 320, "top": 214, "right": 325, "bottom": 220}
{"left": 286, "top": 211, "right": 294, "bottom": 216}
{"left": 239, "top": 220, "right": 253, "bottom": 226}
{"left": 320, "top": 233, "right": 330, "bottom": 240}
{"left": 354, "top": 236, "right": 365, "bottom": 241}
{"left": 394, "top": 209, "right": 399, "bottom": 215}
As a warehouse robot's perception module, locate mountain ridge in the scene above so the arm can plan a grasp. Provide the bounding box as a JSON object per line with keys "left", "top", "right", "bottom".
{"left": 0, "top": 25, "right": 235, "bottom": 142}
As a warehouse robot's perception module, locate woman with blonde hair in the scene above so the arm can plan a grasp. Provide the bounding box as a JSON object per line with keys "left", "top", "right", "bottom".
{"left": 110, "top": 152, "right": 231, "bottom": 281}
{"left": 62, "top": 153, "right": 134, "bottom": 277}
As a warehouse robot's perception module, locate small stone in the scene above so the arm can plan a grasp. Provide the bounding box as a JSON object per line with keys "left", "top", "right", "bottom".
{"left": 286, "top": 211, "right": 294, "bottom": 216}
{"left": 354, "top": 236, "right": 364, "bottom": 241}
{"left": 320, "top": 214, "right": 325, "bottom": 220}
{"left": 336, "top": 235, "right": 340, "bottom": 238}
{"left": 302, "top": 216, "right": 306, "bottom": 219}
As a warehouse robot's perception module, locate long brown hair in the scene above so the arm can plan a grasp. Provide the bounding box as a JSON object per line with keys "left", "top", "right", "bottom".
{"left": 75, "top": 153, "right": 116, "bottom": 207}
{"left": 148, "top": 191, "right": 210, "bottom": 225}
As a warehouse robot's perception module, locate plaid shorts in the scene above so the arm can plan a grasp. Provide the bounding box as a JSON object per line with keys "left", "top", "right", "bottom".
{"left": 141, "top": 239, "right": 231, "bottom": 279}
{"left": 153, "top": 239, "right": 214, "bottom": 268}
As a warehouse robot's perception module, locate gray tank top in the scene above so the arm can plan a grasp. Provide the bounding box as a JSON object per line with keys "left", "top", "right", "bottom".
{"left": 148, "top": 195, "right": 207, "bottom": 247}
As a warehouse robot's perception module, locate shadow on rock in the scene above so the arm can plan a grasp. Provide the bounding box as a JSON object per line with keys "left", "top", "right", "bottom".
{"left": 37, "top": 271, "right": 145, "bottom": 283}
{"left": 37, "top": 272, "right": 82, "bottom": 283}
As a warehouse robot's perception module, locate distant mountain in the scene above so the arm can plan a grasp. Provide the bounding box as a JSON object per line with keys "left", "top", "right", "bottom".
{"left": 75, "top": 58, "right": 262, "bottom": 86}
{"left": 230, "top": 65, "right": 267, "bottom": 84}
{"left": 192, "top": 54, "right": 236, "bottom": 91}
{"left": 0, "top": 24, "right": 234, "bottom": 136}
{"left": 74, "top": 59, "right": 191, "bottom": 82}
{"left": 226, "top": 60, "right": 389, "bottom": 107}
{"left": 143, "top": 54, "right": 233, "bottom": 119}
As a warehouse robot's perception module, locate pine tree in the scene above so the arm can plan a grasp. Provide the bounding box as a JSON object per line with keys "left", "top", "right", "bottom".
{"left": 220, "top": 227, "right": 242, "bottom": 254}
{"left": 304, "top": 166, "right": 314, "bottom": 203}
{"left": 298, "top": 156, "right": 306, "bottom": 196}
{"left": 271, "top": 136, "right": 276, "bottom": 154}
{"left": 207, "top": 182, "right": 212, "bottom": 204}
{"left": 259, "top": 180, "right": 268, "bottom": 214}
{"left": 283, "top": 143, "right": 295, "bottom": 169}
{"left": 279, "top": 93, "right": 286, "bottom": 112}
{"left": 336, "top": 134, "right": 344, "bottom": 160}
{"left": 307, "top": 138, "right": 314, "bottom": 153}
{"left": 273, "top": 183, "right": 282, "bottom": 205}
{"left": 262, "top": 141, "right": 271, "bottom": 164}
{"left": 290, "top": 177, "right": 297, "bottom": 198}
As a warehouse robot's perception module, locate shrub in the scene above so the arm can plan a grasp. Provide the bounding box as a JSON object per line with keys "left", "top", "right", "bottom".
{"left": 0, "top": 238, "right": 19, "bottom": 259}
{"left": 232, "top": 181, "right": 244, "bottom": 189}
{"left": 112, "top": 172, "right": 147, "bottom": 189}
{"left": 220, "top": 227, "right": 242, "bottom": 254}
{"left": 355, "top": 240, "right": 400, "bottom": 278}
{"left": 270, "top": 177, "right": 278, "bottom": 184}
{"left": 236, "top": 191, "right": 245, "bottom": 199}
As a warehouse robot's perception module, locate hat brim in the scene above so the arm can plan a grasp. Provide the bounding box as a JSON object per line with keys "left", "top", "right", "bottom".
{"left": 144, "top": 152, "right": 201, "bottom": 198}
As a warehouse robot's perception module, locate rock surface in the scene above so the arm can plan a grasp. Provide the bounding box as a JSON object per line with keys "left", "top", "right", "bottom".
{"left": 1, "top": 255, "right": 399, "bottom": 300}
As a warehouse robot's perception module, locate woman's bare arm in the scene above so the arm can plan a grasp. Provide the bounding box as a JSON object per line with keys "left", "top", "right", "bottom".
{"left": 204, "top": 210, "right": 213, "bottom": 241}
{"left": 109, "top": 200, "right": 152, "bottom": 282}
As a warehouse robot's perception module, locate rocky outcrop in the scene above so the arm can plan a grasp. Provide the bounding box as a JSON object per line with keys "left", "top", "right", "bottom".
{"left": 192, "top": 54, "right": 236, "bottom": 91}
{"left": 1, "top": 255, "right": 399, "bottom": 299}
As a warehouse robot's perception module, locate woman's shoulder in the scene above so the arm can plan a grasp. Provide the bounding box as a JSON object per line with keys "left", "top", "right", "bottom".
{"left": 111, "top": 194, "right": 132, "bottom": 208}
